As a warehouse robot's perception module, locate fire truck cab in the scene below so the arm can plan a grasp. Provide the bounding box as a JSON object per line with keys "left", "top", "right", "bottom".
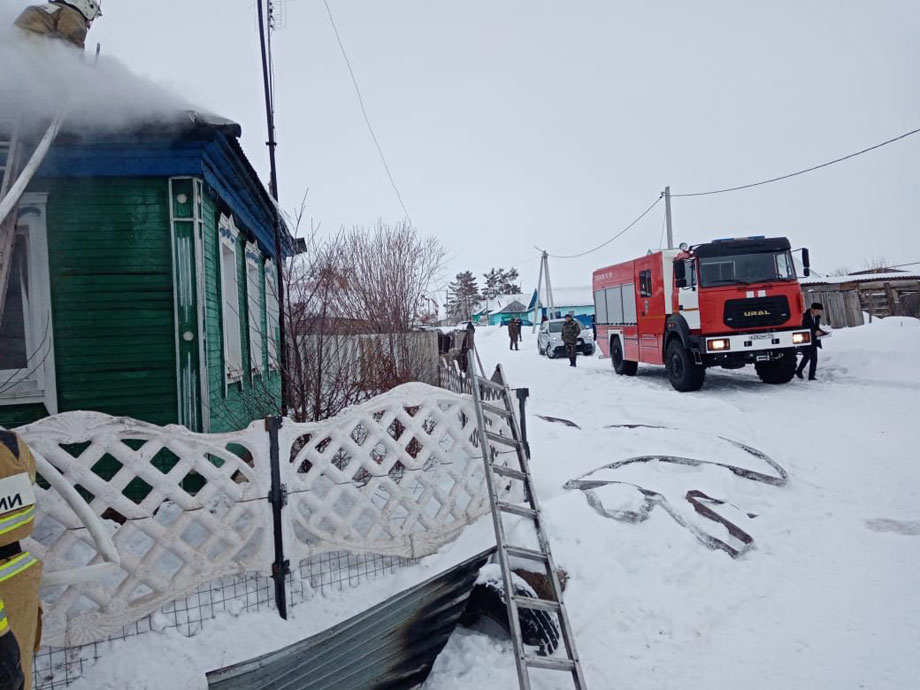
{"left": 593, "top": 236, "right": 812, "bottom": 391}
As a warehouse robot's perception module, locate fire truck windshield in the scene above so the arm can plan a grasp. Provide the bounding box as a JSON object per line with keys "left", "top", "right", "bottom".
{"left": 698, "top": 251, "right": 796, "bottom": 287}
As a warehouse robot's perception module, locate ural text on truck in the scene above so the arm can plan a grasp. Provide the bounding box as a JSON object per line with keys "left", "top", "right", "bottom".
{"left": 593, "top": 236, "right": 812, "bottom": 391}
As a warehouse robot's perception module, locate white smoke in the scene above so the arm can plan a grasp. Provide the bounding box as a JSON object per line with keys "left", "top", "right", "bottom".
{"left": 0, "top": 2, "right": 222, "bottom": 136}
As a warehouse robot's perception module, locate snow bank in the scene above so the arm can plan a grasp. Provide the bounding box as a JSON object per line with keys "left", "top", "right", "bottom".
{"left": 823, "top": 317, "right": 920, "bottom": 384}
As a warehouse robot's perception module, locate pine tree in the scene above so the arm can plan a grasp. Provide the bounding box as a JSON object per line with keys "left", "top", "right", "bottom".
{"left": 447, "top": 271, "right": 481, "bottom": 321}
{"left": 481, "top": 267, "right": 522, "bottom": 298}
{"left": 499, "top": 268, "right": 521, "bottom": 295}
{"left": 483, "top": 268, "right": 503, "bottom": 300}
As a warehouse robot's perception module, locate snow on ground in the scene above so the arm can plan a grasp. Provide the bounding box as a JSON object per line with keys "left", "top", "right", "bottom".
{"left": 424, "top": 319, "right": 920, "bottom": 689}
{"left": 68, "top": 318, "right": 919, "bottom": 689}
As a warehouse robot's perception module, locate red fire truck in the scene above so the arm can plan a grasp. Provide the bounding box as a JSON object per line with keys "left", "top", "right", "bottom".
{"left": 593, "top": 236, "right": 813, "bottom": 391}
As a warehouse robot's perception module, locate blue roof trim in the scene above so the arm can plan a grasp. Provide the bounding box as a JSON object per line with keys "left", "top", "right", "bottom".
{"left": 37, "top": 132, "right": 291, "bottom": 258}
{"left": 39, "top": 139, "right": 206, "bottom": 178}
{"left": 202, "top": 132, "right": 284, "bottom": 257}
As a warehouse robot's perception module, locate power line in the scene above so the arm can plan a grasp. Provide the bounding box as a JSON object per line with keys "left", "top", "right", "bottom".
{"left": 322, "top": 0, "right": 412, "bottom": 222}
{"left": 673, "top": 125, "right": 920, "bottom": 198}
{"left": 548, "top": 196, "right": 663, "bottom": 259}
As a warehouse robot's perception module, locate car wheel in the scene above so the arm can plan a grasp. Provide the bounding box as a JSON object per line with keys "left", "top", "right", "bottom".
{"left": 546, "top": 347, "right": 557, "bottom": 359}
{"left": 612, "top": 337, "right": 638, "bottom": 376}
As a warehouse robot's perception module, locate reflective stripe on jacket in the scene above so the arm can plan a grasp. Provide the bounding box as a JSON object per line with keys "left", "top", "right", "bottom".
{"left": 0, "top": 433, "right": 37, "bottom": 547}
{"left": 0, "top": 553, "right": 40, "bottom": 585}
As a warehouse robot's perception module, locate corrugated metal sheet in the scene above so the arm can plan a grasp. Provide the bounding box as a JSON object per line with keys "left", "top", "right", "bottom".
{"left": 207, "top": 548, "right": 495, "bottom": 690}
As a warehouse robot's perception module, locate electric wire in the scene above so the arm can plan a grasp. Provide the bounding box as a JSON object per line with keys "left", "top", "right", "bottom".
{"left": 672, "top": 126, "right": 920, "bottom": 198}
{"left": 322, "top": 0, "right": 412, "bottom": 223}
{"left": 548, "top": 195, "right": 662, "bottom": 259}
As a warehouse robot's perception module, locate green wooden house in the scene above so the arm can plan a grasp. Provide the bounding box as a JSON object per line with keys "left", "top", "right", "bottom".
{"left": 0, "top": 113, "right": 288, "bottom": 432}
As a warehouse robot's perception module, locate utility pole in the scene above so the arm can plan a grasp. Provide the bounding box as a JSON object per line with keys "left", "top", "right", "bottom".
{"left": 664, "top": 185, "right": 674, "bottom": 250}
{"left": 543, "top": 251, "right": 556, "bottom": 318}
{"left": 257, "top": 0, "right": 290, "bottom": 414}
{"left": 532, "top": 250, "right": 556, "bottom": 326}
{"left": 531, "top": 252, "right": 545, "bottom": 332}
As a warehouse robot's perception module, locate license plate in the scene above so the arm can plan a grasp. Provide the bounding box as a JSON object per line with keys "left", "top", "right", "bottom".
{"left": 755, "top": 354, "right": 770, "bottom": 362}
{"left": 750, "top": 333, "right": 772, "bottom": 341}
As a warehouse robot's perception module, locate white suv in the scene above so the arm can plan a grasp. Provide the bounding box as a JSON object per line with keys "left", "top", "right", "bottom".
{"left": 538, "top": 318, "right": 595, "bottom": 359}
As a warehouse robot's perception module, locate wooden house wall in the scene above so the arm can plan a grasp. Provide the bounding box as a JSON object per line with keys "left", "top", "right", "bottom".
{"left": 201, "top": 189, "right": 281, "bottom": 432}
{"left": 45, "top": 178, "right": 179, "bottom": 424}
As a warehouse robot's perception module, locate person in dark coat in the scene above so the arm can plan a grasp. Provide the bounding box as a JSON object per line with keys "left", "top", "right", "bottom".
{"left": 796, "top": 302, "right": 828, "bottom": 380}
{"left": 455, "top": 322, "right": 474, "bottom": 372}
{"left": 561, "top": 314, "right": 581, "bottom": 367}
{"left": 507, "top": 318, "right": 521, "bottom": 351}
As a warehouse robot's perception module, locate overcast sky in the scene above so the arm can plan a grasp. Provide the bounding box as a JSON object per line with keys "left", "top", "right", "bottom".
{"left": 71, "top": 0, "right": 920, "bottom": 294}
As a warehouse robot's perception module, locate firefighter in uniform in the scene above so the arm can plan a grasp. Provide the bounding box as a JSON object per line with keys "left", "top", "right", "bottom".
{"left": 0, "top": 595, "right": 25, "bottom": 690}
{"left": 14, "top": 0, "right": 102, "bottom": 50}
{"left": 0, "top": 432, "right": 41, "bottom": 690}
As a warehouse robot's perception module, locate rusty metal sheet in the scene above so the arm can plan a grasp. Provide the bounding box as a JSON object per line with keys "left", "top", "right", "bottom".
{"left": 206, "top": 548, "right": 494, "bottom": 690}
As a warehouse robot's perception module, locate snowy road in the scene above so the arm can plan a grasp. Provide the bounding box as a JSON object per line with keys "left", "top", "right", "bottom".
{"left": 67, "top": 319, "right": 918, "bottom": 689}
{"left": 425, "top": 319, "right": 920, "bottom": 689}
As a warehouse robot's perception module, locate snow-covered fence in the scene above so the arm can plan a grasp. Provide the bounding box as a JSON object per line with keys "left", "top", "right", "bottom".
{"left": 19, "top": 382, "right": 514, "bottom": 648}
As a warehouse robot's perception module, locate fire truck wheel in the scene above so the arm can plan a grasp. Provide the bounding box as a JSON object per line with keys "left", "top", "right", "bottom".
{"left": 666, "top": 340, "right": 705, "bottom": 392}
{"left": 755, "top": 351, "right": 797, "bottom": 384}
{"left": 611, "top": 338, "right": 638, "bottom": 376}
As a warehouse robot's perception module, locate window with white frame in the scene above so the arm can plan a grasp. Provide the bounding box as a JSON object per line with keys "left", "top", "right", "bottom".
{"left": 0, "top": 194, "right": 57, "bottom": 413}
{"left": 218, "top": 215, "right": 243, "bottom": 383}
{"left": 264, "top": 259, "right": 280, "bottom": 369}
{"left": 245, "top": 244, "right": 264, "bottom": 375}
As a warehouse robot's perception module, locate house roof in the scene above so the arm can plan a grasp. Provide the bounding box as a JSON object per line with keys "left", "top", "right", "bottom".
{"left": 529, "top": 286, "right": 593, "bottom": 309}
{"left": 801, "top": 271, "right": 920, "bottom": 286}
{"left": 4, "top": 28, "right": 291, "bottom": 257}
{"left": 474, "top": 293, "right": 528, "bottom": 316}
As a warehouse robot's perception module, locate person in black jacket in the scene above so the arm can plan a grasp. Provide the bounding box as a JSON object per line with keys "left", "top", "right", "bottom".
{"left": 796, "top": 302, "right": 829, "bottom": 380}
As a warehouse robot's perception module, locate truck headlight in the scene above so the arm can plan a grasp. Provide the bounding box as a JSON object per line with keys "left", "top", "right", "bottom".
{"left": 707, "top": 338, "right": 731, "bottom": 352}
{"left": 792, "top": 332, "right": 810, "bottom": 345}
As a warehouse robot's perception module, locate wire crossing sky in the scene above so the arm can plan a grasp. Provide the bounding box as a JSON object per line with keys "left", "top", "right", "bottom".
{"left": 81, "top": 0, "right": 920, "bottom": 286}
{"left": 545, "top": 124, "right": 920, "bottom": 261}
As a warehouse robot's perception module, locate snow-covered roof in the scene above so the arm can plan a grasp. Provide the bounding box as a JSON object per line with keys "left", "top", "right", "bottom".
{"left": 801, "top": 271, "right": 920, "bottom": 285}
{"left": 474, "top": 293, "right": 528, "bottom": 315}
{"left": 547, "top": 286, "right": 593, "bottom": 307}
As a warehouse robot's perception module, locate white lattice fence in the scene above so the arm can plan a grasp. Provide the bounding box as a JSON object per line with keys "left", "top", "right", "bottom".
{"left": 19, "top": 413, "right": 272, "bottom": 647}
{"left": 281, "top": 382, "right": 517, "bottom": 562}
{"left": 17, "top": 383, "right": 513, "bottom": 647}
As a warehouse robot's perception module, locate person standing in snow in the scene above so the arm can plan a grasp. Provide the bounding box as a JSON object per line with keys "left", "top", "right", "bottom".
{"left": 796, "top": 302, "right": 829, "bottom": 380}
{"left": 561, "top": 314, "right": 581, "bottom": 367}
{"left": 507, "top": 318, "right": 521, "bottom": 351}
{"left": 14, "top": 0, "right": 102, "bottom": 50}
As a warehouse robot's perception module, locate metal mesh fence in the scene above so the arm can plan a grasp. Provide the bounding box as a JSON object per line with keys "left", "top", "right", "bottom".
{"left": 33, "top": 551, "right": 415, "bottom": 690}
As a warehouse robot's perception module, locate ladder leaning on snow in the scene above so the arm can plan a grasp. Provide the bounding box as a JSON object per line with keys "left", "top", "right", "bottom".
{"left": 469, "top": 352, "right": 588, "bottom": 689}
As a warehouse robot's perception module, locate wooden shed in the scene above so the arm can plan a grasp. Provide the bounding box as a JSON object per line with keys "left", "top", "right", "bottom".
{"left": 0, "top": 113, "right": 289, "bottom": 432}
{"left": 801, "top": 269, "right": 920, "bottom": 328}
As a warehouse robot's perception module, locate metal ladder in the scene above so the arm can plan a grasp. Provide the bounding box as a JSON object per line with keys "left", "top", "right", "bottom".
{"left": 469, "top": 353, "right": 587, "bottom": 689}
{"left": 0, "top": 120, "right": 24, "bottom": 320}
